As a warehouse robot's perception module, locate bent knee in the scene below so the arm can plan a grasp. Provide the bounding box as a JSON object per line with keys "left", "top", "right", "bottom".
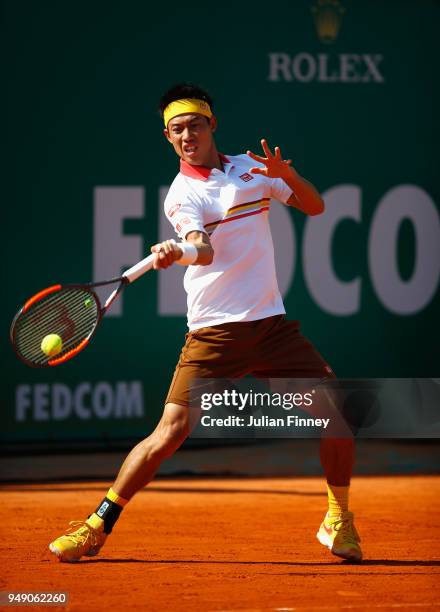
{"left": 154, "top": 403, "right": 189, "bottom": 450}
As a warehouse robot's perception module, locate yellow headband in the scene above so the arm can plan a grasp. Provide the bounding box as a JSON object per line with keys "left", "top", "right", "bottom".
{"left": 163, "top": 98, "right": 212, "bottom": 127}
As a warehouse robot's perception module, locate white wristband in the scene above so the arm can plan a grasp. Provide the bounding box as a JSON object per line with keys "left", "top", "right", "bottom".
{"left": 174, "top": 240, "right": 198, "bottom": 266}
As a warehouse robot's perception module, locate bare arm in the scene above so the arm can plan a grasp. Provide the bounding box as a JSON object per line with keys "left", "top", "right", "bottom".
{"left": 247, "top": 139, "right": 324, "bottom": 216}
{"left": 283, "top": 170, "right": 324, "bottom": 216}
{"left": 185, "top": 231, "right": 214, "bottom": 265}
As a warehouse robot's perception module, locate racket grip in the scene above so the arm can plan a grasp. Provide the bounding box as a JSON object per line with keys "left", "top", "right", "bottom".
{"left": 123, "top": 254, "right": 155, "bottom": 283}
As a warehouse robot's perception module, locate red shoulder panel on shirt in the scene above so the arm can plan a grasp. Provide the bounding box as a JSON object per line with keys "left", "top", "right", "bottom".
{"left": 179, "top": 154, "right": 231, "bottom": 181}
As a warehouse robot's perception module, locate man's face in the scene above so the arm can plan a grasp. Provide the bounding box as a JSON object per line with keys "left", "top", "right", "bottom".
{"left": 164, "top": 113, "right": 217, "bottom": 165}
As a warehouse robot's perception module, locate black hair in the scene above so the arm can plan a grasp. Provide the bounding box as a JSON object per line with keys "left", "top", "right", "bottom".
{"left": 159, "top": 82, "right": 214, "bottom": 119}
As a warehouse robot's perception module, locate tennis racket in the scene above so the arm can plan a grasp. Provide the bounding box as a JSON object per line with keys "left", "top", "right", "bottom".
{"left": 10, "top": 253, "right": 155, "bottom": 368}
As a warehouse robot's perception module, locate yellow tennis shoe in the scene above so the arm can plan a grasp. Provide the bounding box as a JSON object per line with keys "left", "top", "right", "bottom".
{"left": 317, "top": 511, "right": 362, "bottom": 562}
{"left": 49, "top": 521, "right": 107, "bottom": 562}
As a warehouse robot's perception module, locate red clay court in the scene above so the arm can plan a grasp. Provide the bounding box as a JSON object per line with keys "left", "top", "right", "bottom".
{"left": 1, "top": 475, "right": 439, "bottom": 611}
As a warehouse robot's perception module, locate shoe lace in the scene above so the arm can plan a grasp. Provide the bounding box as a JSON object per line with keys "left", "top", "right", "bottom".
{"left": 331, "top": 516, "right": 360, "bottom": 544}
{"left": 65, "top": 521, "right": 99, "bottom": 547}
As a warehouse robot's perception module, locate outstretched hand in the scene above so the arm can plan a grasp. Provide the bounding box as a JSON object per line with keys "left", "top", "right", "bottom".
{"left": 247, "top": 139, "right": 293, "bottom": 179}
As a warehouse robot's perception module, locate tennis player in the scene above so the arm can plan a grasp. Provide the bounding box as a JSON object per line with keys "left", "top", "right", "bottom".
{"left": 49, "top": 83, "right": 362, "bottom": 563}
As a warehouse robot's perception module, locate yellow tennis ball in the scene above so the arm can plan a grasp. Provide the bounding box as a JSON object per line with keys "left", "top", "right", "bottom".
{"left": 41, "top": 334, "right": 63, "bottom": 357}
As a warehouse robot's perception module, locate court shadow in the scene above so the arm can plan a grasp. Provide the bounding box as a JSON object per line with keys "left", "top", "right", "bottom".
{"left": 350, "top": 559, "right": 440, "bottom": 566}
{"left": 1, "top": 485, "right": 326, "bottom": 496}
{"left": 80, "top": 558, "right": 440, "bottom": 567}
{"left": 144, "top": 486, "right": 325, "bottom": 496}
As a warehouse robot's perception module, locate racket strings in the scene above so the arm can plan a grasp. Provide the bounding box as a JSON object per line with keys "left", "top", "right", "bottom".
{"left": 17, "top": 314, "right": 96, "bottom": 355}
{"left": 18, "top": 290, "right": 96, "bottom": 341}
{"left": 16, "top": 299, "right": 95, "bottom": 351}
{"left": 13, "top": 288, "right": 99, "bottom": 366}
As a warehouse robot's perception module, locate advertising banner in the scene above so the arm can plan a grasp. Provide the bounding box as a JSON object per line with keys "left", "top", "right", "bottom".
{"left": 2, "top": 1, "right": 439, "bottom": 445}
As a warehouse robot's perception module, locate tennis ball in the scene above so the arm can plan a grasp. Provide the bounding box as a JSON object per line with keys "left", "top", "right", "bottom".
{"left": 84, "top": 298, "right": 92, "bottom": 307}
{"left": 41, "top": 334, "right": 63, "bottom": 357}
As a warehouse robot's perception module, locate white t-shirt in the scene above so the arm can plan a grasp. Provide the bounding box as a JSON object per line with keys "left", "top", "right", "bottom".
{"left": 164, "top": 153, "right": 293, "bottom": 330}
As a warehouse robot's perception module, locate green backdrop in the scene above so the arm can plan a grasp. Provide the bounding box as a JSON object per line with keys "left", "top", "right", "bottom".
{"left": 2, "top": 0, "right": 439, "bottom": 445}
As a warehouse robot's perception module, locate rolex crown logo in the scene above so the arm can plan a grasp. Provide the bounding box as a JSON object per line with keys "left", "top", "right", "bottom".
{"left": 311, "top": 0, "right": 346, "bottom": 44}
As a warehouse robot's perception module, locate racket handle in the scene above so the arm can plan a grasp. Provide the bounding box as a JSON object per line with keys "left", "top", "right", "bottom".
{"left": 123, "top": 254, "right": 155, "bottom": 283}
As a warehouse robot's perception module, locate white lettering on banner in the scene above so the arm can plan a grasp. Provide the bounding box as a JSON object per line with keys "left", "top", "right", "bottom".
{"left": 340, "top": 54, "right": 360, "bottom": 82}
{"left": 35, "top": 384, "right": 50, "bottom": 421}
{"left": 269, "top": 202, "right": 296, "bottom": 296}
{"left": 16, "top": 386, "right": 31, "bottom": 422}
{"left": 318, "top": 54, "right": 338, "bottom": 83}
{"left": 363, "top": 55, "right": 385, "bottom": 82}
{"left": 114, "top": 382, "right": 144, "bottom": 417}
{"left": 53, "top": 384, "right": 71, "bottom": 420}
{"left": 93, "top": 187, "right": 144, "bottom": 316}
{"left": 15, "top": 382, "right": 144, "bottom": 422}
{"left": 269, "top": 52, "right": 292, "bottom": 81}
{"left": 94, "top": 382, "right": 113, "bottom": 419}
{"left": 369, "top": 185, "right": 440, "bottom": 315}
{"left": 292, "top": 53, "right": 317, "bottom": 82}
{"left": 158, "top": 186, "right": 187, "bottom": 314}
{"left": 305, "top": 185, "right": 440, "bottom": 315}
{"left": 268, "top": 53, "right": 384, "bottom": 83}
{"left": 74, "top": 383, "right": 92, "bottom": 419}
{"left": 303, "top": 185, "right": 361, "bottom": 315}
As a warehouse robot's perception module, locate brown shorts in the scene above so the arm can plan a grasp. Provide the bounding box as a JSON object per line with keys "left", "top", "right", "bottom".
{"left": 165, "top": 315, "right": 334, "bottom": 407}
